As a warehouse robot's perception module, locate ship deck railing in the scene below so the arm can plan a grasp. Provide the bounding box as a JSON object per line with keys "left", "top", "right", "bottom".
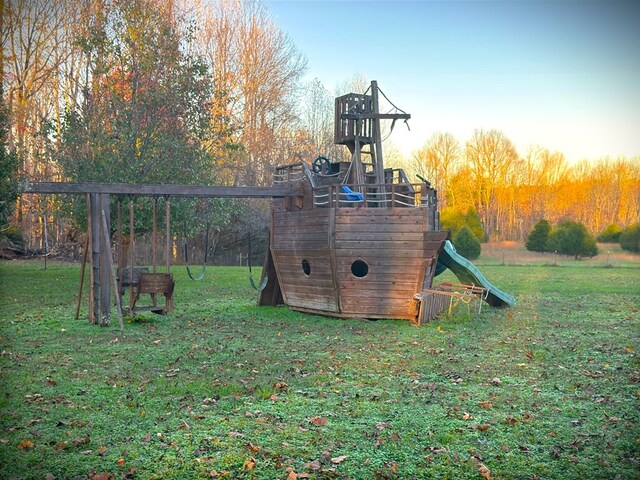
{"left": 312, "top": 183, "right": 436, "bottom": 208}
{"left": 273, "top": 162, "right": 312, "bottom": 185}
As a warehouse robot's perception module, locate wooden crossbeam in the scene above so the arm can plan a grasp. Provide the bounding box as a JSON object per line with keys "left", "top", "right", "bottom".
{"left": 20, "top": 182, "right": 299, "bottom": 198}
{"left": 340, "top": 113, "right": 411, "bottom": 121}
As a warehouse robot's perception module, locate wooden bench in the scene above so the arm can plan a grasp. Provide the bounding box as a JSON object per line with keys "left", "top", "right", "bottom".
{"left": 132, "top": 273, "right": 175, "bottom": 314}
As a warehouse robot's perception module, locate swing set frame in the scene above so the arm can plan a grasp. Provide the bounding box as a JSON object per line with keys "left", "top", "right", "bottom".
{"left": 21, "top": 181, "right": 300, "bottom": 330}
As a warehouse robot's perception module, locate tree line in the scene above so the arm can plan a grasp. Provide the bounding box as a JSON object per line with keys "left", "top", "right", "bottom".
{"left": 409, "top": 131, "right": 640, "bottom": 242}
{"left": 2, "top": 0, "right": 639, "bottom": 257}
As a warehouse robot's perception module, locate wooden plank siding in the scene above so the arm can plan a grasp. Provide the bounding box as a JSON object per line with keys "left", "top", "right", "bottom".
{"left": 332, "top": 208, "right": 428, "bottom": 320}
{"left": 270, "top": 201, "right": 447, "bottom": 321}
{"left": 270, "top": 209, "right": 338, "bottom": 312}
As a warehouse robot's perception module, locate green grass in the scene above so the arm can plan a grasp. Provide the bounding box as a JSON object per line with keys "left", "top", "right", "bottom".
{"left": 1, "top": 255, "right": 639, "bottom": 479}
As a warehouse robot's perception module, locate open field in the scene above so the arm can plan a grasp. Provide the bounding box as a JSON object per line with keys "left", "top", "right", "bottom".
{"left": 1, "top": 245, "right": 639, "bottom": 479}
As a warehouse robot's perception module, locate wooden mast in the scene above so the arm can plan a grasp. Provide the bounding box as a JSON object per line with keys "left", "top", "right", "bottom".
{"left": 371, "top": 80, "right": 385, "bottom": 187}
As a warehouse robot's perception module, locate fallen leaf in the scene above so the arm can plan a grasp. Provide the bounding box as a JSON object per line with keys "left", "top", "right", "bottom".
{"left": 305, "top": 459, "right": 322, "bottom": 470}
{"left": 178, "top": 421, "right": 190, "bottom": 431}
{"left": 309, "top": 416, "right": 327, "bottom": 426}
{"left": 228, "top": 431, "right": 245, "bottom": 438}
{"left": 473, "top": 425, "right": 491, "bottom": 431}
{"left": 122, "top": 467, "right": 136, "bottom": 479}
{"left": 331, "top": 455, "right": 347, "bottom": 464}
{"left": 274, "top": 381, "right": 289, "bottom": 390}
{"left": 478, "top": 463, "right": 492, "bottom": 480}
{"left": 45, "top": 474, "right": 55, "bottom": 480}
{"left": 505, "top": 417, "right": 517, "bottom": 424}
{"left": 286, "top": 470, "right": 297, "bottom": 480}
{"left": 55, "top": 441, "right": 69, "bottom": 451}
{"left": 426, "top": 446, "right": 449, "bottom": 454}
{"left": 479, "top": 401, "right": 494, "bottom": 409}
{"left": 375, "top": 422, "right": 390, "bottom": 432}
{"left": 97, "top": 445, "right": 108, "bottom": 456}
{"left": 73, "top": 436, "right": 90, "bottom": 446}
{"left": 116, "top": 458, "right": 125, "bottom": 466}
{"left": 246, "top": 441, "right": 260, "bottom": 453}
{"left": 87, "top": 472, "right": 114, "bottom": 480}
{"left": 243, "top": 457, "right": 256, "bottom": 470}
{"left": 461, "top": 412, "right": 472, "bottom": 421}
{"left": 18, "top": 439, "right": 34, "bottom": 450}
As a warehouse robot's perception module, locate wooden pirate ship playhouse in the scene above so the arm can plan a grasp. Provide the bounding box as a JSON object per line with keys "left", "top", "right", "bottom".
{"left": 258, "top": 81, "right": 515, "bottom": 324}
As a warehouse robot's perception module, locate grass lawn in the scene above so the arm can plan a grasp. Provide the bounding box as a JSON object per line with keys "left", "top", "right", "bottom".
{"left": 1, "top": 245, "right": 639, "bottom": 479}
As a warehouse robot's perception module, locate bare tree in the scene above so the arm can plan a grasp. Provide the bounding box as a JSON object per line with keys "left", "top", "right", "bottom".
{"left": 301, "top": 78, "right": 333, "bottom": 154}
{"left": 411, "top": 132, "right": 460, "bottom": 203}
{"left": 193, "top": 0, "right": 306, "bottom": 186}
{"left": 3, "top": 0, "right": 69, "bottom": 248}
{"left": 465, "top": 129, "right": 519, "bottom": 239}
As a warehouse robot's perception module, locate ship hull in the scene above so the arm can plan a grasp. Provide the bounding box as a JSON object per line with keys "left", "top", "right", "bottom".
{"left": 268, "top": 207, "right": 448, "bottom": 321}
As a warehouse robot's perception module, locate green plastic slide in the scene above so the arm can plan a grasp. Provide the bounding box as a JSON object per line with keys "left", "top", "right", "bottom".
{"left": 436, "top": 240, "right": 516, "bottom": 308}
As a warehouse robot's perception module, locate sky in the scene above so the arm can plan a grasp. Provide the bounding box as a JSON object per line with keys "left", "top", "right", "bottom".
{"left": 267, "top": 0, "right": 640, "bottom": 163}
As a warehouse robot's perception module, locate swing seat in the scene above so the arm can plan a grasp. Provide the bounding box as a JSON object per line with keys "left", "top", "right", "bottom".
{"left": 132, "top": 273, "right": 175, "bottom": 314}
{"left": 341, "top": 185, "right": 364, "bottom": 202}
{"left": 118, "top": 267, "right": 149, "bottom": 295}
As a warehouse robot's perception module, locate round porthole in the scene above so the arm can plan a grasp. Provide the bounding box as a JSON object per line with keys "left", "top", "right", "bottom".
{"left": 301, "top": 259, "right": 311, "bottom": 276}
{"left": 351, "top": 259, "right": 369, "bottom": 278}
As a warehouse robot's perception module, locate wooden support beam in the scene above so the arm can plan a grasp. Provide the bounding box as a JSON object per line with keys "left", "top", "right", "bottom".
{"left": 340, "top": 113, "right": 411, "bottom": 121}
{"left": 86, "top": 194, "right": 95, "bottom": 324}
{"left": 21, "top": 182, "right": 298, "bottom": 198}
{"left": 371, "top": 80, "right": 386, "bottom": 187}
{"left": 165, "top": 198, "right": 171, "bottom": 273}
{"left": 101, "top": 209, "right": 124, "bottom": 331}
{"left": 129, "top": 199, "right": 135, "bottom": 315}
{"left": 99, "top": 194, "right": 111, "bottom": 325}
{"left": 117, "top": 198, "right": 124, "bottom": 308}
{"left": 89, "top": 194, "right": 101, "bottom": 323}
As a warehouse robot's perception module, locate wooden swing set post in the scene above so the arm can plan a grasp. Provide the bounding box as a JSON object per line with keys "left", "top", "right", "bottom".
{"left": 100, "top": 209, "right": 124, "bottom": 331}
{"left": 84, "top": 193, "right": 113, "bottom": 325}
{"left": 151, "top": 197, "right": 158, "bottom": 306}
{"left": 165, "top": 197, "right": 171, "bottom": 273}
{"left": 86, "top": 194, "right": 95, "bottom": 324}
{"left": 116, "top": 198, "right": 123, "bottom": 307}
{"left": 74, "top": 235, "right": 89, "bottom": 321}
{"left": 129, "top": 199, "right": 135, "bottom": 315}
